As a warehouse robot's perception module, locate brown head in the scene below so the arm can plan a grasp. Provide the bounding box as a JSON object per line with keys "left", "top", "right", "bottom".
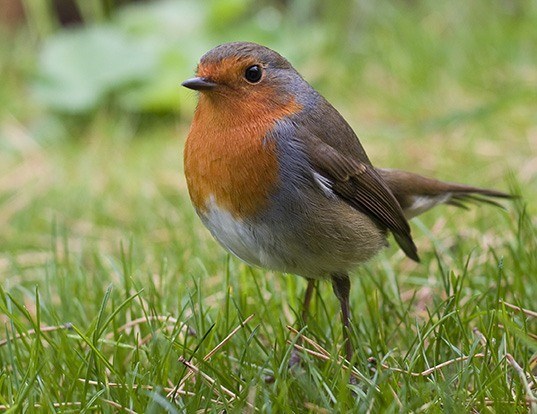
{"left": 182, "top": 42, "right": 306, "bottom": 119}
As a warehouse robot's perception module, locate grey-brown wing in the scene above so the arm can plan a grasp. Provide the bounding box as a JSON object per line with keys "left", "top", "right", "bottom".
{"left": 305, "top": 135, "right": 420, "bottom": 262}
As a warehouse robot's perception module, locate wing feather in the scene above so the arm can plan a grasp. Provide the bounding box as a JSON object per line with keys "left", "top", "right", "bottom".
{"left": 303, "top": 133, "right": 419, "bottom": 262}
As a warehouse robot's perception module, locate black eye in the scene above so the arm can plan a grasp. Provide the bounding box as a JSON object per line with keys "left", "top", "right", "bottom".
{"left": 244, "top": 65, "right": 262, "bottom": 83}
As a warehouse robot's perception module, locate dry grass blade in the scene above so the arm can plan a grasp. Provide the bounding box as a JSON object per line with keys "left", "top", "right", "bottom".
{"left": 285, "top": 331, "right": 373, "bottom": 384}
{"left": 287, "top": 326, "right": 485, "bottom": 378}
{"left": 0, "top": 323, "right": 72, "bottom": 347}
{"left": 105, "top": 315, "right": 179, "bottom": 339}
{"left": 484, "top": 398, "right": 532, "bottom": 407}
{"left": 373, "top": 354, "right": 486, "bottom": 377}
{"left": 79, "top": 379, "right": 221, "bottom": 404}
{"left": 102, "top": 398, "right": 138, "bottom": 414}
{"left": 104, "top": 315, "right": 184, "bottom": 347}
{"left": 203, "top": 314, "right": 255, "bottom": 361}
{"left": 286, "top": 325, "right": 330, "bottom": 357}
{"left": 80, "top": 378, "right": 174, "bottom": 394}
{"left": 506, "top": 354, "right": 537, "bottom": 414}
{"left": 289, "top": 337, "right": 486, "bottom": 378}
{"left": 497, "top": 324, "right": 537, "bottom": 341}
{"left": 179, "top": 355, "right": 257, "bottom": 410}
{"left": 472, "top": 327, "right": 488, "bottom": 347}
{"left": 168, "top": 314, "right": 254, "bottom": 399}
{"left": 0, "top": 402, "right": 82, "bottom": 411}
{"left": 288, "top": 342, "right": 332, "bottom": 362}
{"left": 178, "top": 356, "right": 236, "bottom": 399}
{"left": 501, "top": 301, "right": 537, "bottom": 318}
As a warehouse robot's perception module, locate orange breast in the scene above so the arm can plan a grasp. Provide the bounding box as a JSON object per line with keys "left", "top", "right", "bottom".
{"left": 184, "top": 92, "right": 301, "bottom": 218}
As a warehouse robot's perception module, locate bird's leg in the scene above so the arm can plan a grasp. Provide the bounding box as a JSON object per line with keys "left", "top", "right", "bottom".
{"left": 289, "top": 279, "right": 316, "bottom": 368}
{"left": 301, "top": 279, "right": 316, "bottom": 323}
{"left": 331, "top": 273, "right": 353, "bottom": 363}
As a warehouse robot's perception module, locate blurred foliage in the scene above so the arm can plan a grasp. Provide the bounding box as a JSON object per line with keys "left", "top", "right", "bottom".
{"left": 32, "top": 1, "right": 219, "bottom": 113}
{"left": 18, "top": 0, "right": 536, "bottom": 122}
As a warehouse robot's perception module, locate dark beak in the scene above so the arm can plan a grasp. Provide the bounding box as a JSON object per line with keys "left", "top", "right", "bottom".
{"left": 181, "top": 77, "right": 217, "bottom": 91}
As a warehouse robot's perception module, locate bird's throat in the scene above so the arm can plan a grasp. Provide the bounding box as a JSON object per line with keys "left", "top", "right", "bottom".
{"left": 184, "top": 95, "right": 302, "bottom": 218}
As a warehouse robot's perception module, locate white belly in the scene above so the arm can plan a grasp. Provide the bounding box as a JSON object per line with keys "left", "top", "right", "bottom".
{"left": 199, "top": 197, "right": 278, "bottom": 270}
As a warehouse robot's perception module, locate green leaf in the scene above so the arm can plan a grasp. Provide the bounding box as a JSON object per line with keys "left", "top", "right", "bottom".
{"left": 33, "top": 25, "right": 158, "bottom": 112}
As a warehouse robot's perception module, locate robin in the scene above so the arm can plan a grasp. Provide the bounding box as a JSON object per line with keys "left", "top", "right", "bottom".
{"left": 182, "top": 42, "right": 511, "bottom": 363}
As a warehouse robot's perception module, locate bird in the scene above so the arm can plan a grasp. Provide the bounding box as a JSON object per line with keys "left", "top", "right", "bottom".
{"left": 181, "top": 41, "right": 511, "bottom": 364}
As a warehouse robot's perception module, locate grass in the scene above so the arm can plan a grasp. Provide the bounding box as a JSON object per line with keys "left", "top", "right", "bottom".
{"left": 1, "top": 1, "right": 537, "bottom": 412}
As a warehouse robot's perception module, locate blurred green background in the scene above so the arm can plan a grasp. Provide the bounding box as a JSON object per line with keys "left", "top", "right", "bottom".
{"left": 0, "top": 0, "right": 536, "bottom": 412}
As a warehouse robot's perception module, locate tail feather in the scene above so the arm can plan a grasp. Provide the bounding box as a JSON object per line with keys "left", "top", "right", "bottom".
{"left": 445, "top": 198, "right": 470, "bottom": 210}
{"left": 377, "top": 168, "right": 513, "bottom": 219}
{"left": 449, "top": 193, "right": 508, "bottom": 210}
